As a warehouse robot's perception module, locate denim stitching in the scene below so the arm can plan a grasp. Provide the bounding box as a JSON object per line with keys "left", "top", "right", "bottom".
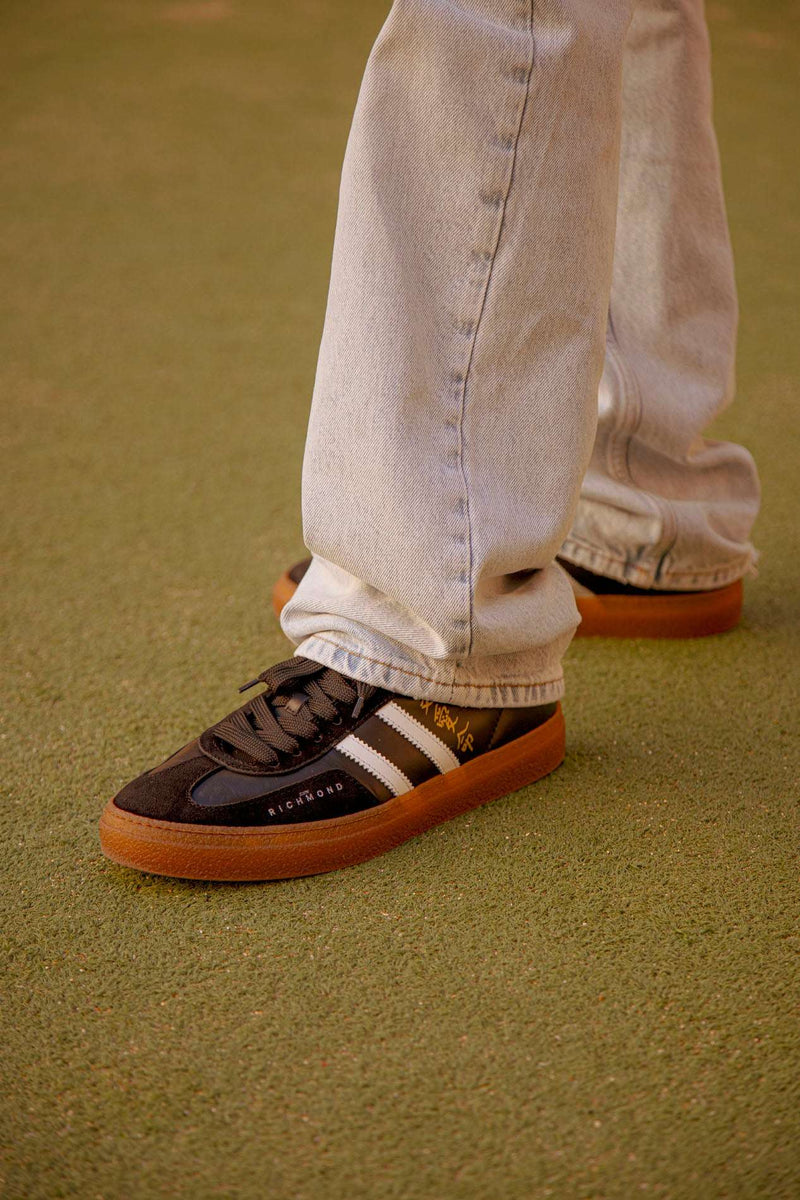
{"left": 302, "top": 635, "right": 563, "bottom": 691}
{"left": 603, "top": 320, "right": 679, "bottom": 567}
{"left": 455, "top": 1, "right": 535, "bottom": 656}
{"left": 561, "top": 536, "right": 753, "bottom": 587}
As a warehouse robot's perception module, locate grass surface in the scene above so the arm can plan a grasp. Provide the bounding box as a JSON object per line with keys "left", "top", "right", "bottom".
{"left": 1, "top": 1, "right": 798, "bottom": 1197}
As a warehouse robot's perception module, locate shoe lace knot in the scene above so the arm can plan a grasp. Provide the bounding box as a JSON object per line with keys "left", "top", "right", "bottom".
{"left": 208, "top": 657, "right": 375, "bottom": 768}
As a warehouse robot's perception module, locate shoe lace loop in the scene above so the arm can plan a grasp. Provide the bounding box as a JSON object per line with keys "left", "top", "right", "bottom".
{"left": 209, "top": 657, "right": 375, "bottom": 768}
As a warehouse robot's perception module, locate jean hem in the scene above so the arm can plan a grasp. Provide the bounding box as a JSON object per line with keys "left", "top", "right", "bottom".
{"left": 560, "top": 537, "right": 757, "bottom": 591}
{"left": 294, "top": 634, "right": 565, "bottom": 709}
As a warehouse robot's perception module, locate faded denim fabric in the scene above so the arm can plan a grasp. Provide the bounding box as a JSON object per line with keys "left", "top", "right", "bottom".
{"left": 281, "top": 0, "right": 760, "bottom": 707}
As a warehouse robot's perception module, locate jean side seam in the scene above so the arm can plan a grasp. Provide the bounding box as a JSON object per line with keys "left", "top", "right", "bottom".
{"left": 602, "top": 323, "right": 678, "bottom": 573}
{"left": 454, "top": 1, "right": 535, "bottom": 658}
{"left": 604, "top": 317, "right": 644, "bottom": 485}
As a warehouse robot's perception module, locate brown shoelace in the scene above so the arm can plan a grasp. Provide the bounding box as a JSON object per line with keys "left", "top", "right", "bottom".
{"left": 209, "top": 657, "right": 376, "bottom": 768}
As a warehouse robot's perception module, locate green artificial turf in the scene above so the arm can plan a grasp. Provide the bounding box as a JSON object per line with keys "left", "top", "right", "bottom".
{"left": 1, "top": 1, "right": 798, "bottom": 1197}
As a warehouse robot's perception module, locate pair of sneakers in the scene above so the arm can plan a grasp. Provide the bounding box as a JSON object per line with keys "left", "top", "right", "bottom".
{"left": 99, "top": 558, "right": 743, "bottom": 881}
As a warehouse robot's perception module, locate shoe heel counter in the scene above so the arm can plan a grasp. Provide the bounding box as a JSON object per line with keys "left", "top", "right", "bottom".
{"left": 488, "top": 702, "right": 559, "bottom": 752}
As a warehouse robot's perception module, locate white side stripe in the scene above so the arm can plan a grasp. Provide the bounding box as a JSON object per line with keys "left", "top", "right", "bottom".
{"left": 336, "top": 734, "right": 414, "bottom": 797}
{"left": 377, "top": 701, "right": 461, "bottom": 775}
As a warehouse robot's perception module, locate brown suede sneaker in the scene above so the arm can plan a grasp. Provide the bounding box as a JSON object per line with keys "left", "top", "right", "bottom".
{"left": 272, "top": 558, "right": 742, "bottom": 639}
{"left": 100, "top": 657, "right": 564, "bottom": 881}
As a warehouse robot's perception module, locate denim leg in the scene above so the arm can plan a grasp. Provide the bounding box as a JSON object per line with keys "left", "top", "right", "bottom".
{"left": 282, "top": 0, "right": 635, "bottom": 705}
{"left": 563, "top": 0, "right": 760, "bottom": 591}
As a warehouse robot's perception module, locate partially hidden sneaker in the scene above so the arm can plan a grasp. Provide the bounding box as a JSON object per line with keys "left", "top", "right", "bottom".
{"left": 272, "top": 558, "right": 743, "bottom": 639}
{"left": 99, "top": 657, "right": 564, "bottom": 881}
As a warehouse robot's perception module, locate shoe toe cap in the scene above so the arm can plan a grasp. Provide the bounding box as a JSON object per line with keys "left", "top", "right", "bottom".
{"left": 113, "top": 742, "right": 217, "bottom": 823}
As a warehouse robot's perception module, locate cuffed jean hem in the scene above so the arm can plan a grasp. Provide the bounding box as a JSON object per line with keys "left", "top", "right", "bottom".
{"left": 293, "top": 632, "right": 565, "bottom": 709}
{"left": 560, "top": 536, "right": 758, "bottom": 591}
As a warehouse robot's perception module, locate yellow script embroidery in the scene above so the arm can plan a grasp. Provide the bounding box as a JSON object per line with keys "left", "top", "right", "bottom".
{"left": 417, "top": 700, "right": 474, "bottom": 753}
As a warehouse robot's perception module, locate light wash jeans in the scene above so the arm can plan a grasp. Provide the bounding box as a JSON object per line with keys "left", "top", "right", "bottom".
{"left": 281, "top": 0, "right": 760, "bottom": 707}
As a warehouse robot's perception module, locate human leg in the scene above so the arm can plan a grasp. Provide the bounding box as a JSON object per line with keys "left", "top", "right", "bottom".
{"left": 280, "top": 0, "right": 635, "bottom": 703}
{"left": 562, "top": 0, "right": 760, "bottom": 595}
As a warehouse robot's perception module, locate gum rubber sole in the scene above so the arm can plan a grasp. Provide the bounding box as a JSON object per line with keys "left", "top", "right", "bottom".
{"left": 271, "top": 570, "right": 298, "bottom": 619}
{"left": 574, "top": 578, "right": 743, "bottom": 638}
{"left": 99, "top": 706, "right": 565, "bottom": 881}
{"left": 272, "top": 571, "right": 742, "bottom": 638}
